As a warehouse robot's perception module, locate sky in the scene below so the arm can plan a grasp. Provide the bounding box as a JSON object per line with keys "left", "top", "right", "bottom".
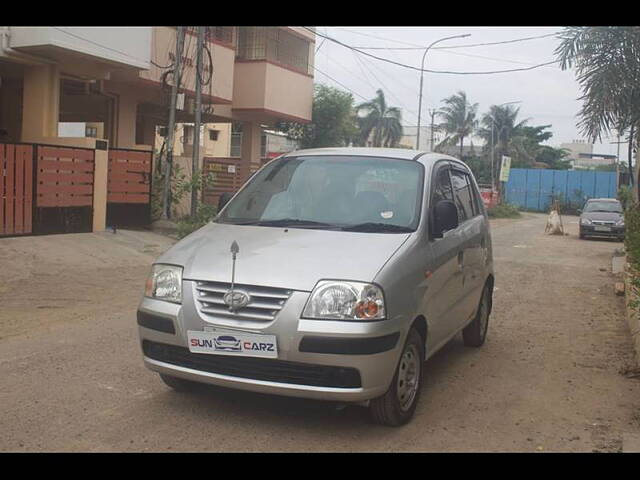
{"left": 313, "top": 26, "right": 629, "bottom": 163}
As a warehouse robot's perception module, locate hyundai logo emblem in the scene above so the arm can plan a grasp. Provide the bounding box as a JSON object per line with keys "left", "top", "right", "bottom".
{"left": 223, "top": 290, "right": 251, "bottom": 311}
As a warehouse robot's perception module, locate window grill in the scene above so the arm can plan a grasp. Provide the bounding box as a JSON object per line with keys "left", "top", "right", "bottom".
{"left": 237, "top": 27, "right": 311, "bottom": 75}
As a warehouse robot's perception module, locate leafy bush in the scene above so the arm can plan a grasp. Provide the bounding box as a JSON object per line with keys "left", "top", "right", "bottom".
{"left": 487, "top": 203, "right": 521, "bottom": 218}
{"left": 625, "top": 203, "right": 640, "bottom": 268}
{"left": 176, "top": 203, "right": 217, "bottom": 239}
{"left": 624, "top": 203, "right": 640, "bottom": 309}
{"left": 618, "top": 185, "right": 633, "bottom": 211}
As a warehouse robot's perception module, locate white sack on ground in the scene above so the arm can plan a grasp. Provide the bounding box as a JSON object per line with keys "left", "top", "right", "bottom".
{"left": 545, "top": 210, "right": 563, "bottom": 235}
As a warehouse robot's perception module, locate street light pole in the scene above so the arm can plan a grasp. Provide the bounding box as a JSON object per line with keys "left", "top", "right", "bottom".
{"left": 416, "top": 33, "right": 471, "bottom": 150}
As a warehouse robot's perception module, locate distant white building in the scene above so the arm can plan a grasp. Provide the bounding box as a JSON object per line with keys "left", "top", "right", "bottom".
{"left": 398, "top": 126, "right": 443, "bottom": 151}
{"left": 560, "top": 139, "right": 617, "bottom": 169}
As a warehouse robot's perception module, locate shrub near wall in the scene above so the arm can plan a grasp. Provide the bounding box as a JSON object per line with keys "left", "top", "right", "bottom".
{"left": 623, "top": 203, "right": 640, "bottom": 367}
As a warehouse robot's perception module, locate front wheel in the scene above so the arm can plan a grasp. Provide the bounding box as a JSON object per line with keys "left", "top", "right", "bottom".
{"left": 462, "top": 283, "right": 492, "bottom": 347}
{"left": 369, "top": 327, "right": 424, "bottom": 427}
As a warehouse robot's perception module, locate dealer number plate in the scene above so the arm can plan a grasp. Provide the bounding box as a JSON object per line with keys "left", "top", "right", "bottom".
{"left": 594, "top": 226, "right": 611, "bottom": 232}
{"left": 187, "top": 330, "right": 278, "bottom": 358}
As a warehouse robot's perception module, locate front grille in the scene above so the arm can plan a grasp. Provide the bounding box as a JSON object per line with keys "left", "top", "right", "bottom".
{"left": 143, "top": 341, "right": 362, "bottom": 389}
{"left": 592, "top": 220, "right": 616, "bottom": 226}
{"left": 193, "top": 280, "right": 293, "bottom": 322}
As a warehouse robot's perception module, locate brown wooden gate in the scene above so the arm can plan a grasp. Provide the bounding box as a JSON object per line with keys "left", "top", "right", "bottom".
{"left": 36, "top": 145, "right": 95, "bottom": 208}
{"left": 34, "top": 145, "right": 96, "bottom": 234}
{"left": 0, "top": 143, "right": 34, "bottom": 236}
{"left": 202, "top": 157, "right": 244, "bottom": 207}
{"left": 106, "top": 148, "right": 152, "bottom": 227}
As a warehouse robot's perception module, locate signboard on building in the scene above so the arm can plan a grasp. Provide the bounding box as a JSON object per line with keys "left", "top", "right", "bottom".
{"left": 499, "top": 156, "right": 512, "bottom": 182}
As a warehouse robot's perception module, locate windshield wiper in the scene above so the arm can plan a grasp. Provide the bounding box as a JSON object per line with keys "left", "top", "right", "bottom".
{"left": 341, "top": 222, "right": 413, "bottom": 233}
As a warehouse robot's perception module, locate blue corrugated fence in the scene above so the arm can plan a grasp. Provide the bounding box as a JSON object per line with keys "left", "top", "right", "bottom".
{"left": 504, "top": 168, "right": 617, "bottom": 212}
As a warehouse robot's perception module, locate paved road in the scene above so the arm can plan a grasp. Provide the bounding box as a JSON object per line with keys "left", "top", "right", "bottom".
{"left": 1, "top": 214, "right": 639, "bottom": 452}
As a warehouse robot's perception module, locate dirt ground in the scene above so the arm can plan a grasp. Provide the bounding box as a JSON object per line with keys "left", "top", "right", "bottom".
{"left": 1, "top": 214, "right": 639, "bottom": 452}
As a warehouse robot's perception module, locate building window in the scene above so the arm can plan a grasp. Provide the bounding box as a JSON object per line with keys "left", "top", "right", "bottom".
{"left": 261, "top": 132, "right": 267, "bottom": 158}
{"left": 236, "top": 27, "right": 311, "bottom": 75}
{"left": 183, "top": 125, "right": 194, "bottom": 145}
{"left": 209, "top": 129, "right": 219, "bottom": 141}
{"left": 230, "top": 123, "right": 242, "bottom": 158}
{"left": 85, "top": 126, "right": 98, "bottom": 138}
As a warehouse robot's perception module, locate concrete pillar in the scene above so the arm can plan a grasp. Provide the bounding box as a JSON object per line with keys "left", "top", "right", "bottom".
{"left": 92, "top": 145, "right": 108, "bottom": 232}
{"left": 115, "top": 91, "right": 137, "bottom": 148}
{"left": 240, "top": 121, "right": 262, "bottom": 181}
{"left": 21, "top": 64, "right": 60, "bottom": 142}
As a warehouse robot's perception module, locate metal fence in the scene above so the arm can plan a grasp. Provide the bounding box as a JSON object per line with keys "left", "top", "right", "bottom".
{"left": 504, "top": 168, "right": 617, "bottom": 212}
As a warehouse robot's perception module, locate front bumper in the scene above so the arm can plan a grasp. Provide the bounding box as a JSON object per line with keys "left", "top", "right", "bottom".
{"left": 580, "top": 224, "right": 625, "bottom": 238}
{"left": 137, "top": 285, "right": 406, "bottom": 403}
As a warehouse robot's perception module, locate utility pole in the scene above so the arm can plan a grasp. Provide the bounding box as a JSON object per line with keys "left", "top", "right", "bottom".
{"left": 191, "top": 26, "right": 205, "bottom": 217}
{"left": 161, "top": 26, "right": 185, "bottom": 221}
{"left": 429, "top": 109, "right": 436, "bottom": 152}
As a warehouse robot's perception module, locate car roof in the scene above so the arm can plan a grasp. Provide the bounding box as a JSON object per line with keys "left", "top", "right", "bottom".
{"left": 586, "top": 198, "right": 620, "bottom": 202}
{"left": 281, "top": 147, "right": 466, "bottom": 169}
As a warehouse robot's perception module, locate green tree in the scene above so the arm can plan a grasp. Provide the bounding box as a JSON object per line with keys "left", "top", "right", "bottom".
{"left": 355, "top": 89, "right": 403, "bottom": 147}
{"left": 436, "top": 91, "right": 479, "bottom": 159}
{"left": 555, "top": 27, "right": 640, "bottom": 187}
{"left": 477, "top": 104, "right": 529, "bottom": 171}
{"left": 278, "top": 84, "right": 356, "bottom": 148}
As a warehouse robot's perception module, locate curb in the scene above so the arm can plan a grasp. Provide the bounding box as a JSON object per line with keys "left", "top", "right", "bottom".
{"left": 622, "top": 259, "right": 640, "bottom": 368}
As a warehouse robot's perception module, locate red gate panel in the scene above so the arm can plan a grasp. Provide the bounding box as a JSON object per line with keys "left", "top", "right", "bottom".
{"left": 36, "top": 146, "right": 95, "bottom": 208}
{"left": 1, "top": 143, "right": 34, "bottom": 236}
{"left": 107, "top": 149, "right": 152, "bottom": 204}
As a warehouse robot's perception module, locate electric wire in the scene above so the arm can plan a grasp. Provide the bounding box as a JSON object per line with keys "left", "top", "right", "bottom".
{"left": 306, "top": 28, "right": 559, "bottom": 75}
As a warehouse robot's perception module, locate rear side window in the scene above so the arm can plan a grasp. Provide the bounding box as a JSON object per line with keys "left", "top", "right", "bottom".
{"left": 450, "top": 169, "right": 476, "bottom": 222}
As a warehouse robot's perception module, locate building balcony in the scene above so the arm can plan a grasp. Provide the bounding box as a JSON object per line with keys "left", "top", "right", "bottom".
{"left": 231, "top": 27, "right": 314, "bottom": 125}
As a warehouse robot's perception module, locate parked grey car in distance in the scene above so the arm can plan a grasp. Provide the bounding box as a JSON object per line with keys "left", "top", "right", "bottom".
{"left": 579, "top": 198, "right": 625, "bottom": 241}
{"left": 138, "top": 148, "right": 494, "bottom": 426}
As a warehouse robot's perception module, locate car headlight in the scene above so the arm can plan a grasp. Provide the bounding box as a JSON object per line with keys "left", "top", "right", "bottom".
{"left": 144, "top": 264, "right": 182, "bottom": 304}
{"left": 302, "top": 280, "right": 386, "bottom": 321}
{"left": 580, "top": 218, "right": 592, "bottom": 225}
{"left": 616, "top": 218, "right": 625, "bottom": 226}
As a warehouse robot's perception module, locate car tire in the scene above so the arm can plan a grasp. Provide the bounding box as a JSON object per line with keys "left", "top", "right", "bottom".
{"left": 462, "top": 282, "right": 492, "bottom": 348}
{"left": 370, "top": 327, "right": 424, "bottom": 427}
{"left": 159, "top": 373, "right": 200, "bottom": 392}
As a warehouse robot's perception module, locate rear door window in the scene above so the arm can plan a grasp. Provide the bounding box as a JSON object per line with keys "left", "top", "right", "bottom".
{"left": 431, "top": 165, "right": 453, "bottom": 206}
{"left": 450, "top": 169, "right": 476, "bottom": 223}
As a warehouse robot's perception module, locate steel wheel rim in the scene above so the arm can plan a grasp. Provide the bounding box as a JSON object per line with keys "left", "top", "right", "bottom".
{"left": 397, "top": 343, "right": 420, "bottom": 412}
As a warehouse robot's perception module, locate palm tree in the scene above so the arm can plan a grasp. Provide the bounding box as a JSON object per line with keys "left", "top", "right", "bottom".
{"left": 355, "top": 89, "right": 403, "bottom": 148}
{"left": 477, "top": 104, "right": 530, "bottom": 171}
{"left": 436, "top": 91, "right": 478, "bottom": 159}
{"left": 555, "top": 27, "right": 640, "bottom": 187}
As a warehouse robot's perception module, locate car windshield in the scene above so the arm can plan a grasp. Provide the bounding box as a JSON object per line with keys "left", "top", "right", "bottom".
{"left": 216, "top": 155, "right": 424, "bottom": 233}
{"left": 583, "top": 201, "right": 622, "bottom": 213}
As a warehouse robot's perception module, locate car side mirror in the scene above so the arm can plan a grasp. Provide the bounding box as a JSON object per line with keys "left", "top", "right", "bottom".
{"left": 577, "top": 209, "right": 582, "bottom": 214}
{"left": 432, "top": 199, "right": 459, "bottom": 238}
{"left": 218, "top": 192, "right": 233, "bottom": 211}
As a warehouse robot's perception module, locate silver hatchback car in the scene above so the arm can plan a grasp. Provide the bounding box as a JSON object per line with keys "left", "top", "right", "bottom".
{"left": 138, "top": 148, "right": 494, "bottom": 426}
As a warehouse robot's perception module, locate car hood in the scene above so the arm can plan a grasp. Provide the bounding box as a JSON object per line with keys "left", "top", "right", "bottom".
{"left": 581, "top": 211, "right": 623, "bottom": 222}
{"left": 156, "top": 222, "right": 412, "bottom": 291}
